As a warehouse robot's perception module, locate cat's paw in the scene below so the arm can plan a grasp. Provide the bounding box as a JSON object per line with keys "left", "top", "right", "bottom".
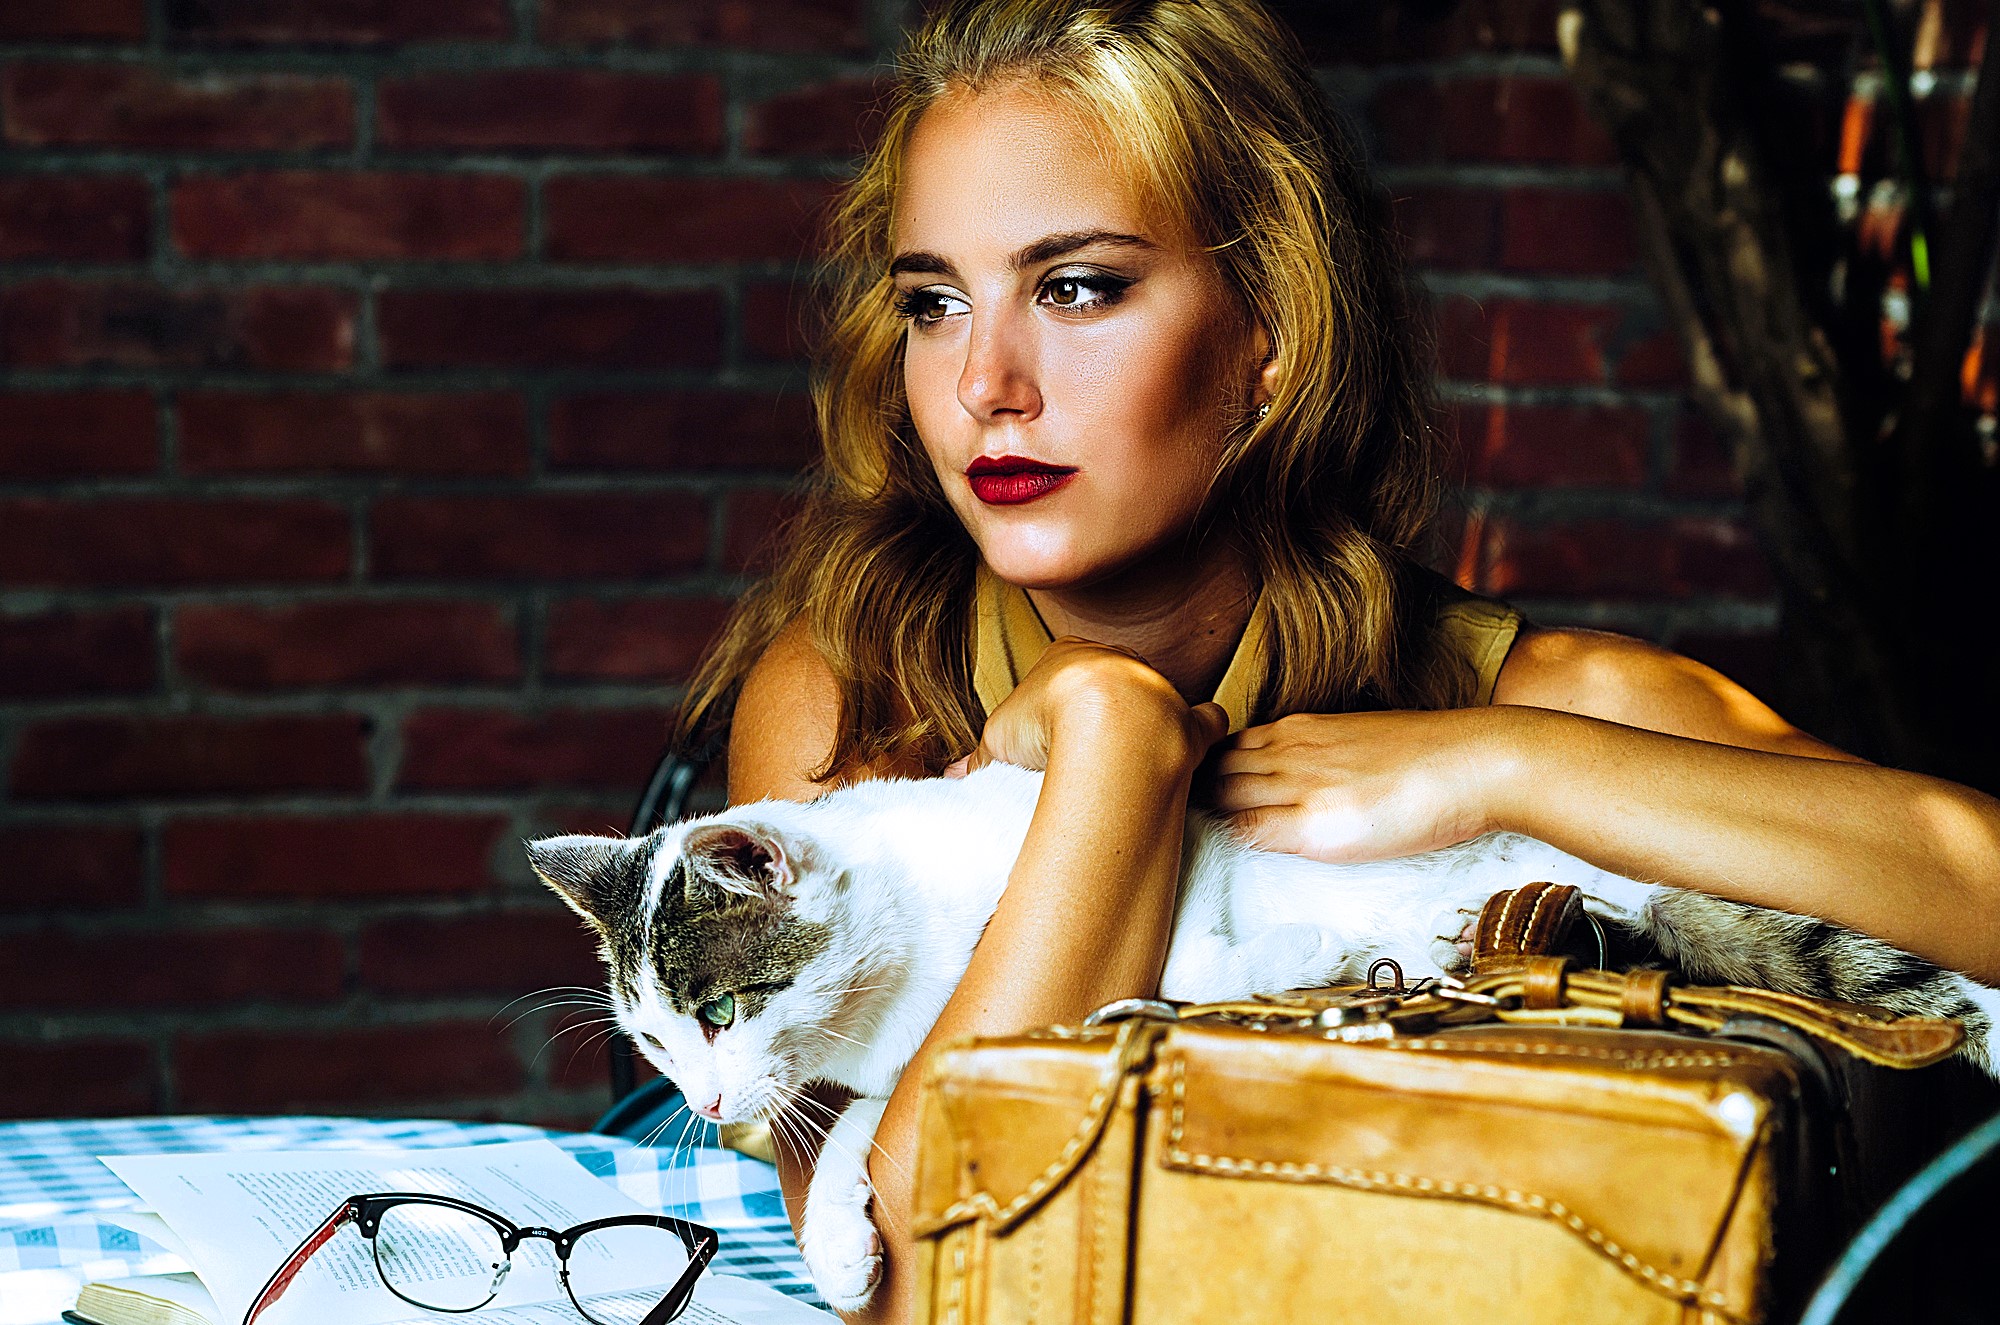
{"left": 800, "top": 1179, "right": 882, "bottom": 1311}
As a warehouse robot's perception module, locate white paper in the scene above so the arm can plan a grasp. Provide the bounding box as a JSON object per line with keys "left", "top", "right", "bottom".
{"left": 99, "top": 1141, "right": 827, "bottom": 1325}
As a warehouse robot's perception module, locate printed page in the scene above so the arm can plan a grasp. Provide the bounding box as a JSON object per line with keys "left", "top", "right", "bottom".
{"left": 100, "top": 1141, "right": 824, "bottom": 1325}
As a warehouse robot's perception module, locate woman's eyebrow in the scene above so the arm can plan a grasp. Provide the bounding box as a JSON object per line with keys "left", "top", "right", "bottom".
{"left": 887, "top": 229, "right": 1158, "bottom": 280}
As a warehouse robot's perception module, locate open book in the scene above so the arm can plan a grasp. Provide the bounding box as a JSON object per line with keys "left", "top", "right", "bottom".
{"left": 64, "top": 1140, "right": 827, "bottom": 1325}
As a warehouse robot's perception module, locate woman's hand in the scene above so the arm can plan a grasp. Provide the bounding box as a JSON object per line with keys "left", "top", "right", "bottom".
{"left": 949, "top": 636, "right": 1228, "bottom": 776}
{"left": 1209, "top": 708, "right": 1518, "bottom": 862}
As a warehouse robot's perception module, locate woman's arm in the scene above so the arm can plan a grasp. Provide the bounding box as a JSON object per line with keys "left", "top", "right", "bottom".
{"left": 730, "top": 627, "right": 1223, "bottom": 1324}
{"left": 1211, "top": 626, "right": 2000, "bottom": 983}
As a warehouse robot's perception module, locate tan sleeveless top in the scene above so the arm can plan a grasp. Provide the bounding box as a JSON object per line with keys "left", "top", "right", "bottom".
{"left": 972, "top": 565, "right": 1523, "bottom": 732}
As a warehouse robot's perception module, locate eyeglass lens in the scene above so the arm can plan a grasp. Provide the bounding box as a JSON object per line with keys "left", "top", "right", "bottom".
{"left": 371, "top": 1202, "right": 513, "bottom": 1311}
{"left": 563, "top": 1224, "right": 693, "bottom": 1322}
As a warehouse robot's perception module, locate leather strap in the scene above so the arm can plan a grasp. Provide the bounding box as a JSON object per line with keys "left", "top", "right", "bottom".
{"left": 1522, "top": 955, "right": 1571, "bottom": 1010}
{"left": 1471, "top": 882, "right": 1584, "bottom": 974}
{"left": 1618, "top": 968, "right": 1673, "bottom": 1027}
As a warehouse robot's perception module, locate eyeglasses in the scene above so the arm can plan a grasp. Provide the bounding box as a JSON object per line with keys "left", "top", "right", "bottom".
{"left": 240, "top": 1192, "right": 718, "bottom": 1325}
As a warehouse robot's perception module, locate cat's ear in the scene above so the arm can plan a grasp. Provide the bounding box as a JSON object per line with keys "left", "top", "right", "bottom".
{"left": 679, "top": 821, "right": 801, "bottom": 902}
{"left": 526, "top": 834, "right": 649, "bottom": 931}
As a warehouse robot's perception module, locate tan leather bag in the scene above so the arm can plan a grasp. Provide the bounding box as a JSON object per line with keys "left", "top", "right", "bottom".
{"left": 908, "top": 884, "right": 1967, "bottom": 1325}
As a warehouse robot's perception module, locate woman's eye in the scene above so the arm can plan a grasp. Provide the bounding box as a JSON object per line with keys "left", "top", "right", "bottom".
{"left": 1039, "top": 272, "right": 1129, "bottom": 314}
{"left": 893, "top": 288, "right": 965, "bottom": 327}
{"left": 697, "top": 993, "right": 736, "bottom": 1029}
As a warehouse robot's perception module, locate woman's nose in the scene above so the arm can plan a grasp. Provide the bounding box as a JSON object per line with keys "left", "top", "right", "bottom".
{"left": 956, "top": 309, "right": 1041, "bottom": 423}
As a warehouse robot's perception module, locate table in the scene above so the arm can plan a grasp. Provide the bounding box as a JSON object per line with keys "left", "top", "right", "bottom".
{"left": 0, "top": 1115, "right": 829, "bottom": 1325}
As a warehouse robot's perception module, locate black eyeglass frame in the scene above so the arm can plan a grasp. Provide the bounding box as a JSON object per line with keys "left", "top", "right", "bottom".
{"left": 239, "top": 1191, "right": 718, "bottom": 1325}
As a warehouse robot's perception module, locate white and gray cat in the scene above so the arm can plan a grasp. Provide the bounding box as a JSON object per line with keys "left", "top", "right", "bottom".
{"left": 527, "top": 761, "right": 2000, "bottom": 1311}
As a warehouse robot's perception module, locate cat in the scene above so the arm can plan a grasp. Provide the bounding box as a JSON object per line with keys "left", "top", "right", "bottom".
{"left": 526, "top": 760, "right": 2000, "bottom": 1311}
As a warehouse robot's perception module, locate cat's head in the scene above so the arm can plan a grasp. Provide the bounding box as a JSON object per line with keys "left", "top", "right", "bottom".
{"left": 527, "top": 808, "right": 885, "bottom": 1125}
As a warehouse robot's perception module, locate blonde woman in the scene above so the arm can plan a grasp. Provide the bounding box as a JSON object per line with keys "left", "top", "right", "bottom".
{"left": 682, "top": 0, "right": 2000, "bottom": 1317}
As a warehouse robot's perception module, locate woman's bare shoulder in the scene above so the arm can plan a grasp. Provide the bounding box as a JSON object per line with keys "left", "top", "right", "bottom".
{"left": 729, "top": 618, "right": 842, "bottom": 804}
{"left": 1491, "top": 624, "right": 1863, "bottom": 761}
{"left": 729, "top": 618, "right": 932, "bottom": 802}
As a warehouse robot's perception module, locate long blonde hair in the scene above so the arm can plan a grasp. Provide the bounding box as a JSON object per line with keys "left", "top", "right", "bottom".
{"left": 681, "top": 0, "right": 1464, "bottom": 781}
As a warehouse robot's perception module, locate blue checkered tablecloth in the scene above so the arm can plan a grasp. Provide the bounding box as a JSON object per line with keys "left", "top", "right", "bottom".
{"left": 0, "top": 1115, "right": 829, "bottom": 1325}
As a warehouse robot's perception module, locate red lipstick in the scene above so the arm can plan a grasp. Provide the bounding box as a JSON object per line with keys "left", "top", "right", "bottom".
{"left": 966, "top": 455, "right": 1077, "bottom": 505}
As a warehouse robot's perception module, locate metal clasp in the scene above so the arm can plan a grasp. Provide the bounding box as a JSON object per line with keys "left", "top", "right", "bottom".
{"left": 1083, "top": 998, "right": 1180, "bottom": 1027}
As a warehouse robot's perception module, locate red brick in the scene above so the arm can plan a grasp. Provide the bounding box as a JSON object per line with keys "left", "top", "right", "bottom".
{"left": 741, "top": 279, "right": 814, "bottom": 364}
{"left": 722, "top": 487, "right": 801, "bottom": 574}
{"left": 1392, "top": 187, "right": 1501, "bottom": 270}
{"left": 0, "top": 174, "right": 149, "bottom": 261}
{"left": 0, "top": 826, "right": 145, "bottom": 912}
{"left": 2, "top": 63, "right": 352, "bottom": 150}
{"left": 377, "top": 287, "right": 722, "bottom": 370}
{"left": 545, "top": 176, "right": 835, "bottom": 264}
{"left": 371, "top": 492, "right": 710, "bottom": 580}
{"left": 539, "top": 0, "right": 867, "bottom": 53}
{"left": 398, "top": 707, "right": 672, "bottom": 791}
{"left": 176, "top": 599, "right": 520, "bottom": 690}
{"left": 1498, "top": 188, "right": 1639, "bottom": 275}
{"left": 0, "top": 497, "right": 350, "bottom": 588}
{"left": 545, "top": 595, "right": 731, "bottom": 682}
{"left": 549, "top": 390, "right": 815, "bottom": 471}
{"left": 0, "top": 0, "right": 146, "bottom": 41}
{"left": 1450, "top": 401, "right": 1650, "bottom": 489}
{"left": 1667, "top": 408, "right": 1739, "bottom": 497}
{"left": 0, "top": 927, "right": 342, "bottom": 1009}
{"left": 359, "top": 910, "right": 602, "bottom": 995}
{"left": 1474, "top": 516, "right": 1773, "bottom": 600}
{"left": 0, "top": 281, "right": 355, "bottom": 372}
{"left": 744, "top": 76, "right": 887, "bottom": 157}
{"left": 165, "top": 0, "right": 511, "bottom": 44}
{"left": 1437, "top": 297, "right": 1621, "bottom": 386}
{"left": 377, "top": 70, "right": 723, "bottom": 154}
{"left": 1671, "top": 630, "right": 1781, "bottom": 703}
{"left": 172, "top": 171, "right": 523, "bottom": 261}
{"left": 10, "top": 714, "right": 371, "bottom": 799}
{"left": 0, "top": 390, "right": 155, "bottom": 478}
{"left": 0, "top": 606, "right": 155, "bottom": 699}
{"left": 0, "top": 1040, "right": 155, "bottom": 1119}
{"left": 176, "top": 1021, "right": 523, "bottom": 1112}
{"left": 179, "top": 390, "right": 529, "bottom": 476}
{"left": 1438, "top": 0, "right": 1564, "bottom": 53}
{"left": 164, "top": 814, "right": 506, "bottom": 898}
{"left": 1372, "top": 77, "right": 1617, "bottom": 166}
{"left": 1617, "top": 328, "right": 1691, "bottom": 388}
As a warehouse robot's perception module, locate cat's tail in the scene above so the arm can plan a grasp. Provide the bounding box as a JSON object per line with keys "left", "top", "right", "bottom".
{"left": 1626, "top": 890, "right": 1999, "bottom": 1078}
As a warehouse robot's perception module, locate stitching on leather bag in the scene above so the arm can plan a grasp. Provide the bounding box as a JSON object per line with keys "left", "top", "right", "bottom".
{"left": 1383, "top": 1038, "right": 1741, "bottom": 1069}
{"left": 1520, "top": 882, "right": 1556, "bottom": 948}
{"left": 920, "top": 1020, "right": 1156, "bottom": 1236}
{"left": 943, "top": 1234, "right": 966, "bottom": 1325}
{"left": 1162, "top": 1055, "right": 1743, "bottom": 1320}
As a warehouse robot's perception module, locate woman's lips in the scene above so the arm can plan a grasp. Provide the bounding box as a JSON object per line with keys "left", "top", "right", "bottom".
{"left": 965, "top": 455, "right": 1078, "bottom": 506}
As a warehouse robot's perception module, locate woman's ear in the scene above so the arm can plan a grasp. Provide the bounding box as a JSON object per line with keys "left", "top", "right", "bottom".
{"left": 1249, "top": 319, "right": 1280, "bottom": 410}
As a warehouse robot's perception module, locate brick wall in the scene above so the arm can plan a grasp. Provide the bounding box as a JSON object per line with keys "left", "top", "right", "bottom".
{"left": 1, "top": 0, "right": 1974, "bottom": 1122}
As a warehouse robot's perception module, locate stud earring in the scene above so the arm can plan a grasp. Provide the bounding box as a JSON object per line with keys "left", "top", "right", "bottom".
{"left": 1255, "top": 402, "right": 1271, "bottom": 420}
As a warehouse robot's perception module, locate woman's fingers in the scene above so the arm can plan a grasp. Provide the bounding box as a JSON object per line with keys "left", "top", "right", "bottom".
{"left": 1187, "top": 701, "right": 1229, "bottom": 751}
{"left": 1220, "top": 804, "right": 1307, "bottom": 854}
{"left": 1209, "top": 768, "right": 1292, "bottom": 811}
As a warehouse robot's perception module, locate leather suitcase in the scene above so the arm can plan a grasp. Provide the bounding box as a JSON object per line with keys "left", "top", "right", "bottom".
{"left": 908, "top": 885, "right": 1974, "bottom": 1325}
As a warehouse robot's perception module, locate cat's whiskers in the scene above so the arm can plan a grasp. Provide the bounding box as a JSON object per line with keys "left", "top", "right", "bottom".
{"left": 527, "top": 1013, "right": 620, "bottom": 1072}
{"left": 784, "top": 1088, "right": 913, "bottom": 1204}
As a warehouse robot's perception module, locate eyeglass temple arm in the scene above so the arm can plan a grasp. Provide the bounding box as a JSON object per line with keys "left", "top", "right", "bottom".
{"left": 636, "top": 1227, "right": 719, "bottom": 1325}
{"left": 239, "top": 1201, "right": 356, "bottom": 1325}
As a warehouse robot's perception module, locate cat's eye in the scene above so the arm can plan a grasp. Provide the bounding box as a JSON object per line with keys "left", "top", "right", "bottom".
{"left": 697, "top": 993, "right": 735, "bottom": 1029}
{"left": 640, "top": 1032, "right": 665, "bottom": 1050}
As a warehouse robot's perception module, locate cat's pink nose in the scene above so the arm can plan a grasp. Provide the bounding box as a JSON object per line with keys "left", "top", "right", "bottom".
{"left": 693, "top": 1094, "right": 723, "bottom": 1120}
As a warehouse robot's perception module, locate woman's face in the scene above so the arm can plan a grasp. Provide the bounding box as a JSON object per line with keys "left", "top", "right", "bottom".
{"left": 891, "top": 82, "right": 1264, "bottom": 591}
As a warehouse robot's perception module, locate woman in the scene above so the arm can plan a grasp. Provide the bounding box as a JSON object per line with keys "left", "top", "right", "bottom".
{"left": 680, "top": 0, "right": 2000, "bottom": 1318}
